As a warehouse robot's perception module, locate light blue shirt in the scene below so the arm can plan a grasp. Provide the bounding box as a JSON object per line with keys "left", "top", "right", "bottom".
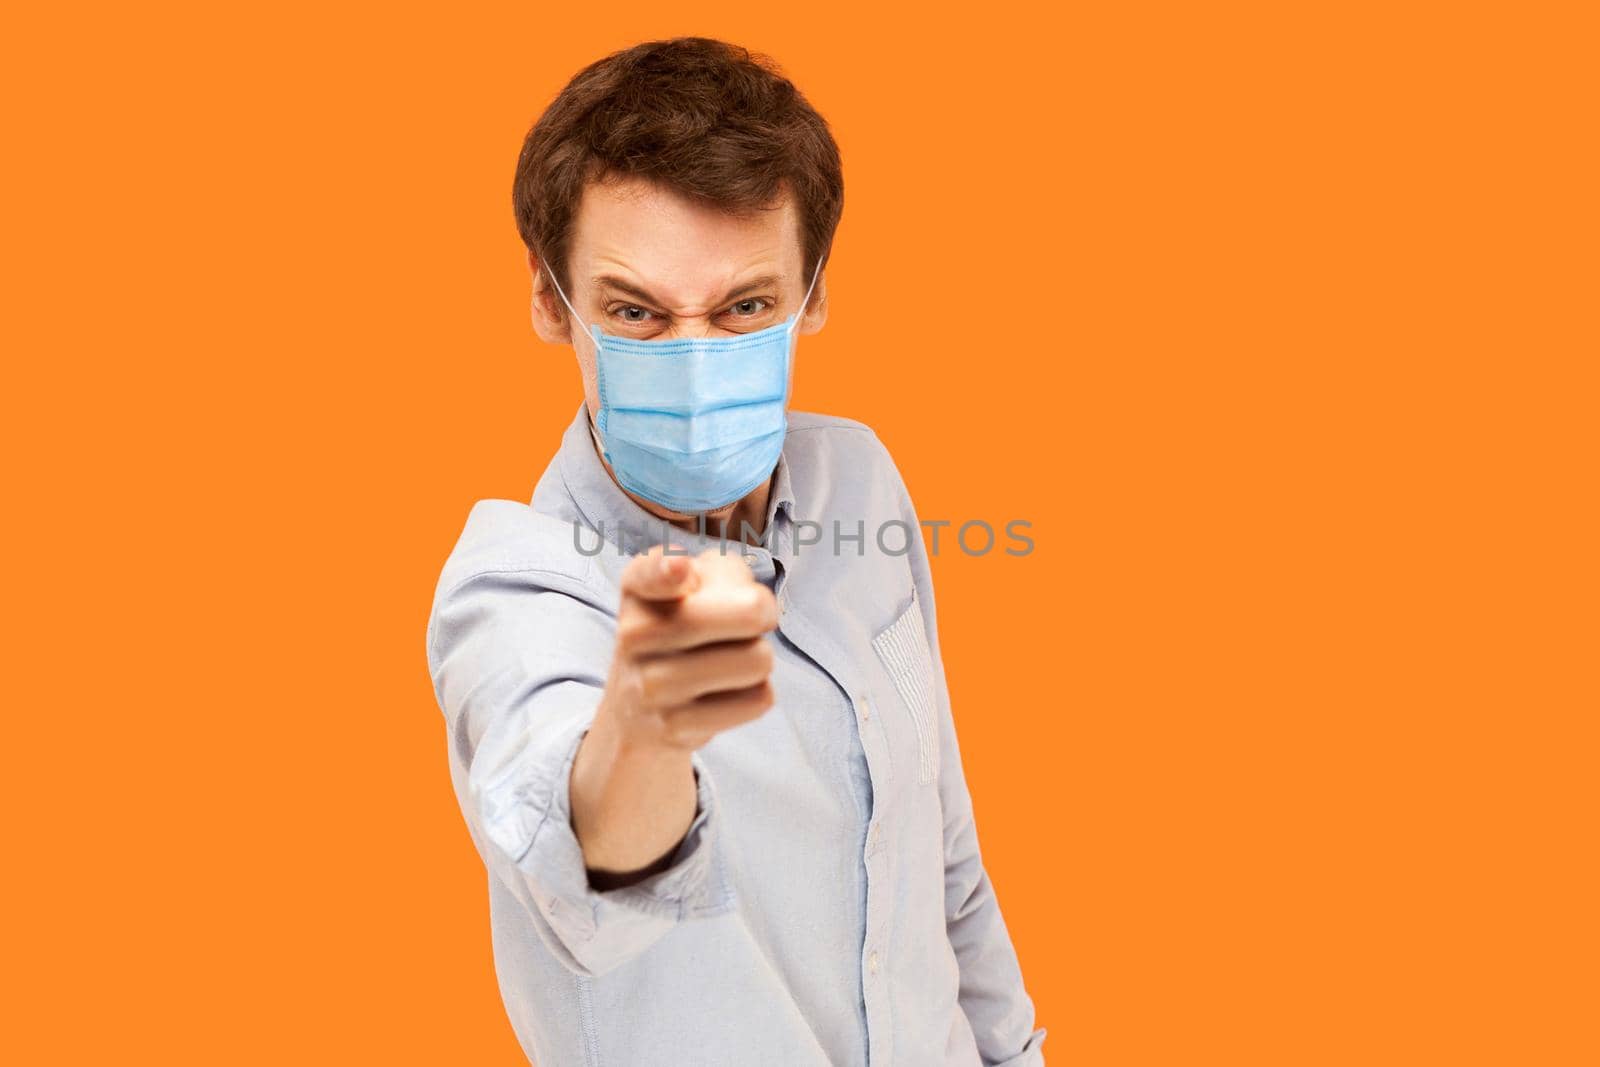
{"left": 426, "top": 403, "right": 1047, "bottom": 1065}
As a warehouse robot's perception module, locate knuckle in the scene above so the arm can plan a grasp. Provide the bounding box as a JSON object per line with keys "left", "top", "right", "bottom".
{"left": 755, "top": 591, "right": 779, "bottom": 629}
{"left": 646, "top": 711, "right": 681, "bottom": 748}
{"left": 614, "top": 617, "right": 651, "bottom": 656}
{"left": 662, "top": 716, "right": 707, "bottom": 750}
{"left": 621, "top": 554, "right": 652, "bottom": 589}
{"left": 609, "top": 671, "right": 645, "bottom": 715}
{"left": 739, "top": 593, "right": 776, "bottom": 632}
{"left": 636, "top": 662, "right": 669, "bottom": 707}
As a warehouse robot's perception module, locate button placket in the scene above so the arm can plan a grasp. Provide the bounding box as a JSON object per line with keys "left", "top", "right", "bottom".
{"left": 851, "top": 688, "right": 893, "bottom": 783}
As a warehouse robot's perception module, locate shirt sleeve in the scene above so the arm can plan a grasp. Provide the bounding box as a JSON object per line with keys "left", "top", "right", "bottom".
{"left": 891, "top": 466, "right": 1050, "bottom": 1066}
{"left": 426, "top": 567, "right": 733, "bottom": 978}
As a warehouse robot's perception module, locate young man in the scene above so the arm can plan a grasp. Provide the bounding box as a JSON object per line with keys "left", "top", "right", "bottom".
{"left": 426, "top": 36, "right": 1046, "bottom": 1066}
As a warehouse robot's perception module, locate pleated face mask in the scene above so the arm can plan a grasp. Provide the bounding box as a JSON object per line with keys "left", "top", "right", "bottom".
{"left": 542, "top": 254, "right": 824, "bottom": 514}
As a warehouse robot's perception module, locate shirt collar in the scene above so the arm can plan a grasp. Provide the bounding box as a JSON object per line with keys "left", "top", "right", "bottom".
{"left": 547, "top": 401, "right": 797, "bottom": 560}
{"left": 767, "top": 441, "right": 797, "bottom": 525}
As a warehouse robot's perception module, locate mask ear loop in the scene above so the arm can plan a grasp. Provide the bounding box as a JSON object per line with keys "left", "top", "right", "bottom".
{"left": 778, "top": 254, "right": 826, "bottom": 434}
{"left": 539, "top": 256, "right": 597, "bottom": 344}
{"left": 540, "top": 256, "right": 612, "bottom": 456}
{"left": 786, "top": 254, "right": 826, "bottom": 339}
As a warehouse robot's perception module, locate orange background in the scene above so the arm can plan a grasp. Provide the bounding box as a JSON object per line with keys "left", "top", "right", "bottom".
{"left": 5, "top": 2, "right": 1595, "bottom": 1064}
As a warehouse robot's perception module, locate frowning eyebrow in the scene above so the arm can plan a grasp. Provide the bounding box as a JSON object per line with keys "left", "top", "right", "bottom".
{"left": 592, "top": 274, "right": 782, "bottom": 309}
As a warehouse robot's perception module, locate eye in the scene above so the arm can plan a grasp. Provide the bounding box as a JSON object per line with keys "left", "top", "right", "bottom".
{"left": 726, "top": 298, "right": 769, "bottom": 317}
{"left": 612, "top": 305, "right": 655, "bottom": 324}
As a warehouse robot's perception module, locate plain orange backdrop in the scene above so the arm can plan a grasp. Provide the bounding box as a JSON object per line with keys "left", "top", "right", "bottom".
{"left": 4, "top": 2, "right": 1595, "bottom": 1064}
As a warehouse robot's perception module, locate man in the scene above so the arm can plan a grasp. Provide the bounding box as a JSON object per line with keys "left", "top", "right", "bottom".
{"left": 426, "top": 36, "right": 1046, "bottom": 1066}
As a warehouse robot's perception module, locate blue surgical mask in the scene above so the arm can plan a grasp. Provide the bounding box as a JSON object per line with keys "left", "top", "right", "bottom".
{"left": 541, "top": 255, "right": 824, "bottom": 514}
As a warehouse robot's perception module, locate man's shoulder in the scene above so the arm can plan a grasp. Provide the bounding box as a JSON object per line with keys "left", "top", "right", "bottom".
{"left": 783, "top": 409, "right": 908, "bottom": 506}
{"left": 431, "top": 498, "right": 600, "bottom": 606}
{"left": 785, "top": 409, "right": 894, "bottom": 467}
{"left": 786, "top": 408, "right": 879, "bottom": 439}
{"left": 424, "top": 499, "right": 617, "bottom": 684}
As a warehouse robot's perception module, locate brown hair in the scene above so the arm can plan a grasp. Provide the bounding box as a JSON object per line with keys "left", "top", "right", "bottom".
{"left": 512, "top": 37, "right": 844, "bottom": 295}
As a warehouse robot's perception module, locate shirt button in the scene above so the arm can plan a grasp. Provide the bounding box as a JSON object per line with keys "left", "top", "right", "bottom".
{"left": 867, "top": 950, "right": 880, "bottom": 975}
{"left": 870, "top": 821, "right": 881, "bottom": 846}
{"left": 859, "top": 695, "right": 872, "bottom": 722}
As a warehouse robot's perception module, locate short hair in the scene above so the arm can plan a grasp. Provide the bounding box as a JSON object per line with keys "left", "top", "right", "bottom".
{"left": 512, "top": 37, "right": 844, "bottom": 294}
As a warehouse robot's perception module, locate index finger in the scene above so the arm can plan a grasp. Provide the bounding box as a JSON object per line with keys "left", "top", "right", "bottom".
{"left": 620, "top": 544, "right": 701, "bottom": 602}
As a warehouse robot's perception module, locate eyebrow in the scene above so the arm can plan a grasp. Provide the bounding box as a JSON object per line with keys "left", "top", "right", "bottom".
{"left": 592, "top": 273, "right": 783, "bottom": 310}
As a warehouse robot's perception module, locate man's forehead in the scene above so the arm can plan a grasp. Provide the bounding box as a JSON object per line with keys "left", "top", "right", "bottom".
{"left": 570, "top": 176, "right": 803, "bottom": 301}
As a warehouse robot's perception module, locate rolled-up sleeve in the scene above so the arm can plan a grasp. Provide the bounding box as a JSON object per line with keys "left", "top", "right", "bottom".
{"left": 427, "top": 565, "right": 732, "bottom": 978}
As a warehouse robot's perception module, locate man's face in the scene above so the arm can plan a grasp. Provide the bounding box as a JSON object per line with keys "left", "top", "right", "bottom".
{"left": 529, "top": 174, "right": 827, "bottom": 435}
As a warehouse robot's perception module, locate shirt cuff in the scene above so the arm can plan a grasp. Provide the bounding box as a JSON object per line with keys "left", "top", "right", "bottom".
{"left": 988, "top": 1027, "right": 1048, "bottom": 1067}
